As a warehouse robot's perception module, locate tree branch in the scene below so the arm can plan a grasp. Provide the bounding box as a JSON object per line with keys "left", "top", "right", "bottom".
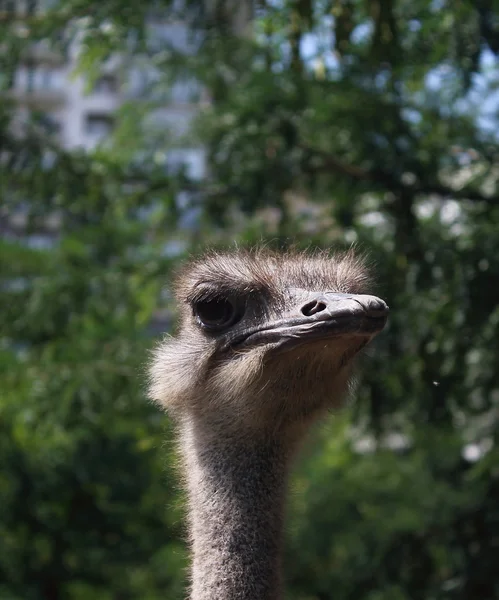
{"left": 301, "top": 145, "right": 496, "bottom": 203}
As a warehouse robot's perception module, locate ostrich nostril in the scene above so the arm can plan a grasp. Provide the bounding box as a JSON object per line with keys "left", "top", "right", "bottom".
{"left": 301, "top": 300, "right": 327, "bottom": 316}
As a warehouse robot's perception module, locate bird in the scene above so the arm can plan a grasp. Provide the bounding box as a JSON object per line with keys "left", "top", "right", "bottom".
{"left": 148, "top": 247, "right": 389, "bottom": 600}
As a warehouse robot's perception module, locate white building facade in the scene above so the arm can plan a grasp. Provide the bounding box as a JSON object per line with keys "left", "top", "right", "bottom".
{"left": 4, "top": 0, "right": 207, "bottom": 177}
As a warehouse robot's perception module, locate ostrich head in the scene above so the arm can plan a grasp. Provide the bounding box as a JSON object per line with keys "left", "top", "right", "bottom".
{"left": 149, "top": 248, "right": 388, "bottom": 441}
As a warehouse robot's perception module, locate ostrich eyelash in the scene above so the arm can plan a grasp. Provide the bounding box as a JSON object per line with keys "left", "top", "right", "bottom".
{"left": 186, "top": 282, "right": 260, "bottom": 305}
{"left": 187, "top": 288, "right": 226, "bottom": 305}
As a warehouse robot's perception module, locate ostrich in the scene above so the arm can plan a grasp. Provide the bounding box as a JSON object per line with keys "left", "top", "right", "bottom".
{"left": 149, "top": 248, "right": 388, "bottom": 600}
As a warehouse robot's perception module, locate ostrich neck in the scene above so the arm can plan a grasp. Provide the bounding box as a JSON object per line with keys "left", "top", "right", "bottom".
{"left": 180, "top": 419, "right": 290, "bottom": 600}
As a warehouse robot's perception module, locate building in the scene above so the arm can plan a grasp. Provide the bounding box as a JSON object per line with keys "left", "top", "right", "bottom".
{"left": 3, "top": 0, "right": 208, "bottom": 178}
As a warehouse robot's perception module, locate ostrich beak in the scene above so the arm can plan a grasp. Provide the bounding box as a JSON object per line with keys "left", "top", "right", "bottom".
{"left": 231, "top": 293, "right": 389, "bottom": 351}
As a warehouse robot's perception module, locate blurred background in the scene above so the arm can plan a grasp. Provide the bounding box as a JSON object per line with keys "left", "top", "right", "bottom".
{"left": 1, "top": 1, "right": 499, "bottom": 598}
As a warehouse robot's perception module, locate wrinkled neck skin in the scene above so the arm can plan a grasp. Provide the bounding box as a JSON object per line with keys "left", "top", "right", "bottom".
{"left": 180, "top": 416, "right": 293, "bottom": 600}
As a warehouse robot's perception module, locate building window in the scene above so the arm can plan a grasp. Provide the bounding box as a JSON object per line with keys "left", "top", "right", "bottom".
{"left": 21, "top": 66, "right": 62, "bottom": 92}
{"left": 0, "top": 1, "right": 17, "bottom": 14}
{"left": 26, "top": 0, "right": 37, "bottom": 15}
{"left": 0, "top": 0, "right": 38, "bottom": 15}
{"left": 40, "top": 68, "right": 52, "bottom": 89}
{"left": 92, "top": 75, "right": 118, "bottom": 94}
{"left": 84, "top": 113, "right": 114, "bottom": 138}
{"left": 26, "top": 67, "right": 35, "bottom": 92}
{"left": 39, "top": 113, "right": 60, "bottom": 135}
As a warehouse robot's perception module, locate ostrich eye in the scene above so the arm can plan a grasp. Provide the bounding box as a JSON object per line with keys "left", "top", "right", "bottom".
{"left": 193, "top": 296, "right": 241, "bottom": 331}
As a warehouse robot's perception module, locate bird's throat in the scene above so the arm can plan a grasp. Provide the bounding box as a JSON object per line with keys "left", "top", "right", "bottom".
{"left": 180, "top": 420, "right": 290, "bottom": 600}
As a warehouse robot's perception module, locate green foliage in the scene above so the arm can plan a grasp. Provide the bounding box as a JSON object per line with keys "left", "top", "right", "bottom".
{"left": 1, "top": 106, "right": 187, "bottom": 598}
{"left": 1, "top": 0, "right": 499, "bottom": 598}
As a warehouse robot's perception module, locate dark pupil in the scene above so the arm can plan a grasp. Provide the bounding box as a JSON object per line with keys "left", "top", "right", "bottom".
{"left": 195, "top": 298, "right": 234, "bottom": 328}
